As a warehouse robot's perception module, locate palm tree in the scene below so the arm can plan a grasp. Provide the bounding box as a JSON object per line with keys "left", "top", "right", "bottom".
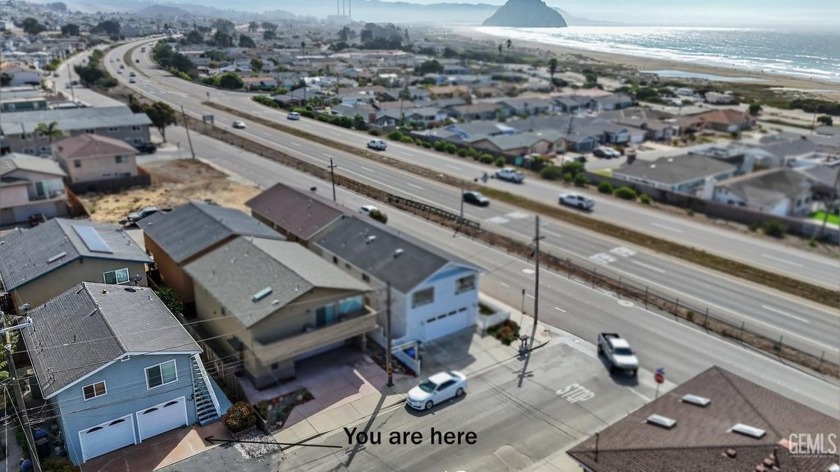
{"left": 34, "top": 121, "right": 64, "bottom": 144}
{"left": 506, "top": 39, "right": 512, "bottom": 50}
{"left": 548, "top": 58, "right": 558, "bottom": 90}
{"left": 498, "top": 44, "right": 503, "bottom": 55}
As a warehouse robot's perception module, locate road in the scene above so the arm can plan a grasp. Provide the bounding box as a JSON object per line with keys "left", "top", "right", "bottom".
{"left": 111, "top": 40, "right": 839, "bottom": 291}
{"left": 101, "top": 41, "right": 840, "bottom": 360}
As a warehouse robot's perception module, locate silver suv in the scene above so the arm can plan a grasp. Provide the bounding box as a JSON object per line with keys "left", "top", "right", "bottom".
{"left": 495, "top": 167, "right": 524, "bottom": 183}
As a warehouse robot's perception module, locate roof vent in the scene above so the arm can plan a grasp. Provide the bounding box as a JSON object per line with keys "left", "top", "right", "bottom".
{"left": 252, "top": 287, "right": 272, "bottom": 302}
{"left": 366, "top": 235, "right": 377, "bottom": 244}
{"left": 47, "top": 252, "right": 67, "bottom": 263}
{"left": 725, "top": 449, "right": 737, "bottom": 459}
{"left": 681, "top": 394, "right": 711, "bottom": 407}
{"left": 393, "top": 248, "right": 404, "bottom": 258}
{"left": 731, "top": 423, "right": 766, "bottom": 439}
{"left": 828, "top": 464, "right": 840, "bottom": 472}
{"left": 646, "top": 414, "right": 677, "bottom": 429}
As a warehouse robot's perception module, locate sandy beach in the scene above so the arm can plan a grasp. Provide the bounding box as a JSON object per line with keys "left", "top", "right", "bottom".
{"left": 449, "top": 26, "right": 840, "bottom": 101}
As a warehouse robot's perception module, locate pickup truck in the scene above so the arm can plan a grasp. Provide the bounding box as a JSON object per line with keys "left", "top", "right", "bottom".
{"left": 597, "top": 333, "right": 639, "bottom": 376}
{"left": 495, "top": 167, "right": 525, "bottom": 183}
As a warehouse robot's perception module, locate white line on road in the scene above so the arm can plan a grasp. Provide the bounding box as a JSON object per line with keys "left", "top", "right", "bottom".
{"left": 761, "top": 254, "right": 805, "bottom": 268}
{"left": 762, "top": 305, "right": 811, "bottom": 324}
{"left": 630, "top": 260, "right": 666, "bottom": 274}
{"left": 360, "top": 166, "right": 375, "bottom": 173}
{"left": 526, "top": 294, "right": 535, "bottom": 300}
{"left": 406, "top": 183, "right": 424, "bottom": 190}
{"left": 651, "top": 222, "right": 683, "bottom": 233}
{"left": 500, "top": 282, "right": 510, "bottom": 287}
{"left": 444, "top": 164, "right": 462, "bottom": 171}
{"left": 554, "top": 307, "right": 566, "bottom": 313}
{"left": 289, "top": 142, "right": 301, "bottom": 147}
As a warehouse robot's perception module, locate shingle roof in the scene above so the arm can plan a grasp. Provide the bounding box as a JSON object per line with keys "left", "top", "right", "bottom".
{"left": 245, "top": 183, "right": 348, "bottom": 241}
{"left": 21, "top": 282, "right": 200, "bottom": 398}
{"left": 0, "top": 106, "right": 152, "bottom": 135}
{"left": 313, "top": 216, "right": 481, "bottom": 293}
{"left": 184, "top": 237, "right": 369, "bottom": 328}
{"left": 615, "top": 154, "right": 737, "bottom": 186}
{"left": 0, "top": 153, "right": 67, "bottom": 177}
{"left": 567, "top": 366, "right": 840, "bottom": 472}
{"left": 141, "top": 201, "right": 284, "bottom": 264}
{"left": 0, "top": 219, "right": 151, "bottom": 291}
{"left": 717, "top": 168, "right": 812, "bottom": 208}
{"left": 479, "top": 130, "right": 563, "bottom": 151}
{"left": 54, "top": 133, "right": 139, "bottom": 160}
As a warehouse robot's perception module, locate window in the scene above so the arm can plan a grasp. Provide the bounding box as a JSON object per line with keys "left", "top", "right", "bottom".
{"left": 108, "top": 126, "right": 119, "bottom": 132}
{"left": 411, "top": 287, "right": 434, "bottom": 308}
{"left": 83, "top": 381, "right": 106, "bottom": 400}
{"left": 115, "top": 155, "right": 126, "bottom": 164}
{"left": 455, "top": 275, "right": 476, "bottom": 294}
{"left": 74, "top": 160, "right": 81, "bottom": 168}
{"left": 84, "top": 129, "right": 95, "bottom": 134}
{"left": 146, "top": 360, "right": 177, "bottom": 389}
{"left": 103, "top": 268, "right": 130, "bottom": 284}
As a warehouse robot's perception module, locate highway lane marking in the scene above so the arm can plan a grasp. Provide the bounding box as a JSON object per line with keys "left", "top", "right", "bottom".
{"left": 289, "top": 142, "right": 301, "bottom": 147}
{"left": 630, "top": 260, "right": 666, "bottom": 274}
{"left": 445, "top": 164, "right": 462, "bottom": 171}
{"left": 500, "top": 282, "right": 510, "bottom": 287}
{"left": 360, "top": 166, "right": 376, "bottom": 173}
{"left": 554, "top": 307, "right": 566, "bottom": 313}
{"left": 406, "top": 183, "right": 423, "bottom": 190}
{"left": 761, "top": 254, "right": 804, "bottom": 268}
{"left": 651, "top": 222, "right": 683, "bottom": 233}
{"left": 526, "top": 294, "right": 535, "bottom": 300}
{"left": 762, "top": 305, "right": 810, "bottom": 324}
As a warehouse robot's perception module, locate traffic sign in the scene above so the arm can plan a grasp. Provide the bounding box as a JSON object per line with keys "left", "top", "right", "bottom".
{"left": 654, "top": 367, "right": 665, "bottom": 384}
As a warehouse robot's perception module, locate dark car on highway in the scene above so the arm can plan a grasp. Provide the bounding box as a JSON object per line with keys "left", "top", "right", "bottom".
{"left": 134, "top": 142, "right": 157, "bottom": 154}
{"left": 463, "top": 191, "right": 490, "bottom": 207}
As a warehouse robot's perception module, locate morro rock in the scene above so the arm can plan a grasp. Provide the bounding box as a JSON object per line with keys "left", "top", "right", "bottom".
{"left": 482, "top": 0, "right": 567, "bottom": 28}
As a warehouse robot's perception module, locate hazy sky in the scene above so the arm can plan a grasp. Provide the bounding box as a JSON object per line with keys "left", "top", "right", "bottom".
{"left": 379, "top": 0, "right": 840, "bottom": 27}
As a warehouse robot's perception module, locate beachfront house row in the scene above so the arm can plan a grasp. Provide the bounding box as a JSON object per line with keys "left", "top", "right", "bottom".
{"left": 0, "top": 218, "right": 150, "bottom": 311}
{"left": 711, "top": 168, "right": 814, "bottom": 217}
{"left": 21, "top": 283, "right": 229, "bottom": 465}
{"left": 0, "top": 153, "right": 68, "bottom": 226}
{"left": 613, "top": 154, "right": 738, "bottom": 195}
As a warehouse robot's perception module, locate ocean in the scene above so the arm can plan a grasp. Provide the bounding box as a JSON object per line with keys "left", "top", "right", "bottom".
{"left": 476, "top": 26, "right": 840, "bottom": 83}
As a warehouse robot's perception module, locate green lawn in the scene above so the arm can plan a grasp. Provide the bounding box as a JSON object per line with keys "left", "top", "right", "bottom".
{"left": 811, "top": 211, "right": 840, "bottom": 226}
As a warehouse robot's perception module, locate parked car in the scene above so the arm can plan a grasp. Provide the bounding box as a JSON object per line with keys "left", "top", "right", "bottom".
{"left": 287, "top": 112, "right": 301, "bottom": 120}
{"left": 367, "top": 139, "right": 387, "bottom": 151}
{"left": 558, "top": 193, "right": 594, "bottom": 210}
{"left": 129, "top": 72, "right": 136, "bottom": 77}
{"left": 462, "top": 191, "right": 490, "bottom": 207}
{"left": 495, "top": 167, "right": 525, "bottom": 183}
{"left": 121, "top": 206, "right": 171, "bottom": 225}
{"left": 134, "top": 142, "right": 157, "bottom": 154}
{"left": 359, "top": 205, "right": 379, "bottom": 215}
{"left": 135, "top": 59, "right": 140, "bottom": 63}
{"left": 129, "top": 78, "right": 136, "bottom": 83}
{"left": 593, "top": 147, "right": 621, "bottom": 158}
{"left": 28, "top": 213, "right": 47, "bottom": 227}
{"left": 232, "top": 121, "right": 246, "bottom": 129}
{"left": 406, "top": 371, "right": 468, "bottom": 410}
{"left": 597, "top": 333, "right": 639, "bottom": 376}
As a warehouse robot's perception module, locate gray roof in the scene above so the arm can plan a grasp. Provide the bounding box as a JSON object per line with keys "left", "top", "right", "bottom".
{"left": 0, "top": 106, "right": 152, "bottom": 135}
{"left": 798, "top": 165, "right": 839, "bottom": 191}
{"left": 245, "top": 183, "right": 348, "bottom": 241}
{"left": 142, "top": 201, "right": 284, "bottom": 264}
{"left": 313, "top": 216, "right": 481, "bottom": 293}
{"left": 615, "top": 154, "right": 737, "bottom": 186}
{"left": 184, "top": 237, "right": 369, "bottom": 328}
{"left": 0, "top": 219, "right": 151, "bottom": 291}
{"left": 761, "top": 138, "right": 838, "bottom": 159}
{"left": 21, "top": 282, "right": 200, "bottom": 398}
{"left": 0, "top": 153, "right": 67, "bottom": 177}
{"left": 717, "top": 168, "right": 813, "bottom": 209}
{"left": 477, "top": 130, "right": 564, "bottom": 151}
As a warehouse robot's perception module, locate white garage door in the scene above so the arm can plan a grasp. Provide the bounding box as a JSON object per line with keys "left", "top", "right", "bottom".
{"left": 136, "top": 396, "right": 188, "bottom": 441}
{"left": 79, "top": 414, "right": 135, "bottom": 463}
{"left": 424, "top": 308, "right": 468, "bottom": 341}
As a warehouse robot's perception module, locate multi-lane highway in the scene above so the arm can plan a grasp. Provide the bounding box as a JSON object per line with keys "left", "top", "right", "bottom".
{"left": 109, "top": 39, "right": 839, "bottom": 291}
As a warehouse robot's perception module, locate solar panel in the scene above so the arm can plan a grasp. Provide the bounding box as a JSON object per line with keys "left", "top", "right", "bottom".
{"left": 73, "top": 225, "right": 113, "bottom": 254}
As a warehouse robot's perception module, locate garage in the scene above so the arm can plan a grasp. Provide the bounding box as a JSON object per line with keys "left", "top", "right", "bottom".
{"left": 79, "top": 414, "right": 135, "bottom": 462}
{"left": 423, "top": 307, "right": 469, "bottom": 341}
{"left": 136, "top": 396, "right": 188, "bottom": 441}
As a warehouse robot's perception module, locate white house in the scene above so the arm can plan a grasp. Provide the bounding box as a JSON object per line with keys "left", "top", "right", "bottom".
{"left": 712, "top": 168, "right": 815, "bottom": 217}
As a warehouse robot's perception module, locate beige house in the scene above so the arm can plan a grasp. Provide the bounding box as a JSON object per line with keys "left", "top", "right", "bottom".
{"left": 184, "top": 237, "right": 376, "bottom": 388}
{"left": 0, "top": 153, "right": 68, "bottom": 226}
{"left": 53, "top": 134, "right": 139, "bottom": 183}
{"left": 0, "top": 219, "right": 150, "bottom": 311}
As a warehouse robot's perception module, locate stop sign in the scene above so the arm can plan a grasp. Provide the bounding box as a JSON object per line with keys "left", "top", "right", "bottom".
{"left": 655, "top": 367, "right": 665, "bottom": 384}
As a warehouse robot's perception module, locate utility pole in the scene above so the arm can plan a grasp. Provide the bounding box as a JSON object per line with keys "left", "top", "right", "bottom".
{"left": 385, "top": 281, "right": 393, "bottom": 387}
{"left": 529, "top": 215, "right": 544, "bottom": 350}
{"left": 3, "top": 314, "right": 41, "bottom": 472}
{"left": 328, "top": 158, "right": 338, "bottom": 202}
{"left": 180, "top": 105, "right": 196, "bottom": 160}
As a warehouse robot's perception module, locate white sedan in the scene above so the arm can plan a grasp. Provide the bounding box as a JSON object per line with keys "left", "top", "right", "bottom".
{"left": 232, "top": 121, "right": 246, "bottom": 129}
{"left": 406, "top": 371, "right": 467, "bottom": 410}
{"left": 559, "top": 193, "right": 595, "bottom": 210}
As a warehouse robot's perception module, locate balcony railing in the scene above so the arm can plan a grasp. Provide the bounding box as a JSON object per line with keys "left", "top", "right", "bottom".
{"left": 252, "top": 309, "right": 378, "bottom": 364}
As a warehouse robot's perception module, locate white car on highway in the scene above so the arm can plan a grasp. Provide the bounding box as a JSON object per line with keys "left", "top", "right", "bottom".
{"left": 232, "top": 121, "right": 246, "bottom": 129}
{"left": 559, "top": 193, "right": 594, "bottom": 210}
{"left": 287, "top": 112, "right": 301, "bottom": 120}
{"left": 406, "top": 371, "right": 467, "bottom": 410}
{"left": 367, "top": 139, "right": 387, "bottom": 151}
{"left": 495, "top": 167, "right": 525, "bottom": 183}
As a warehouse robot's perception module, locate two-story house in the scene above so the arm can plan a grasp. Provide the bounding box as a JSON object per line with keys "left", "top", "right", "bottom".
{"left": 53, "top": 133, "right": 140, "bottom": 184}
{"left": 0, "top": 218, "right": 150, "bottom": 311}
{"left": 712, "top": 168, "right": 815, "bottom": 217}
{"left": 0, "top": 152, "right": 68, "bottom": 225}
{"left": 21, "top": 282, "right": 229, "bottom": 465}
{"left": 183, "top": 237, "right": 376, "bottom": 388}
{"left": 246, "top": 183, "right": 347, "bottom": 245}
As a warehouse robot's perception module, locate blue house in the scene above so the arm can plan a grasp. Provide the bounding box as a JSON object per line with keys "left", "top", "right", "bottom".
{"left": 21, "top": 282, "right": 231, "bottom": 465}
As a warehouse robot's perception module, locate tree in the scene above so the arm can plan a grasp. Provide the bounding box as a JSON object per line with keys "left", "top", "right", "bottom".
{"left": 213, "top": 31, "right": 233, "bottom": 48}
{"left": 506, "top": 38, "right": 512, "bottom": 50}
{"left": 212, "top": 19, "right": 235, "bottom": 34}
{"left": 416, "top": 59, "right": 444, "bottom": 74}
{"left": 169, "top": 53, "right": 195, "bottom": 75}
{"left": 218, "top": 72, "right": 244, "bottom": 90}
{"left": 61, "top": 23, "right": 80, "bottom": 36}
{"left": 300, "top": 41, "right": 306, "bottom": 53}
{"left": 360, "top": 29, "right": 373, "bottom": 43}
{"left": 261, "top": 21, "right": 278, "bottom": 32}
{"left": 21, "top": 17, "right": 46, "bottom": 36}
{"left": 498, "top": 44, "right": 503, "bottom": 55}
{"left": 0, "top": 72, "right": 11, "bottom": 87}
{"left": 239, "top": 34, "right": 255, "bottom": 48}
{"left": 144, "top": 101, "right": 177, "bottom": 142}
{"left": 263, "top": 30, "right": 276, "bottom": 41}
{"left": 185, "top": 30, "right": 203, "bottom": 44}
{"left": 817, "top": 115, "right": 833, "bottom": 126}
{"left": 548, "top": 58, "right": 558, "bottom": 90}
{"left": 250, "top": 58, "right": 263, "bottom": 74}
{"left": 34, "top": 121, "right": 63, "bottom": 143}
{"left": 748, "top": 102, "right": 763, "bottom": 116}
{"left": 248, "top": 21, "right": 259, "bottom": 33}
{"left": 338, "top": 26, "right": 350, "bottom": 42}
{"left": 92, "top": 20, "right": 120, "bottom": 36}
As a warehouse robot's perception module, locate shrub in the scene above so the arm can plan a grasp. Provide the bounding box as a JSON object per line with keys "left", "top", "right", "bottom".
{"left": 613, "top": 186, "right": 638, "bottom": 200}
{"left": 387, "top": 131, "right": 404, "bottom": 141}
{"left": 490, "top": 319, "right": 521, "bottom": 346}
{"left": 573, "top": 173, "right": 588, "bottom": 187}
{"left": 686, "top": 208, "right": 694, "bottom": 217}
{"left": 562, "top": 172, "right": 574, "bottom": 183}
{"left": 421, "top": 141, "right": 432, "bottom": 148}
{"left": 433, "top": 141, "right": 447, "bottom": 152}
{"left": 808, "top": 237, "right": 817, "bottom": 247}
{"left": 597, "top": 181, "right": 613, "bottom": 194}
{"left": 224, "top": 402, "right": 256, "bottom": 433}
{"left": 761, "top": 219, "right": 788, "bottom": 238}
{"left": 400, "top": 136, "right": 414, "bottom": 144}
{"left": 494, "top": 157, "right": 507, "bottom": 167}
{"left": 42, "top": 457, "right": 80, "bottom": 472}
{"left": 639, "top": 194, "right": 652, "bottom": 204}
{"left": 479, "top": 154, "right": 495, "bottom": 164}
{"left": 445, "top": 143, "right": 458, "bottom": 154}
{"left": 368, "top": 129, "right": 381, "bottom": 137}
{"left": 369, "top": 209, "right": 388, "bottom": 224}
{"left": 539, "top": 165, "right": 563, "bottom": 180}
{"left": 457, "top": 148, "right": 469, "bottom": 157}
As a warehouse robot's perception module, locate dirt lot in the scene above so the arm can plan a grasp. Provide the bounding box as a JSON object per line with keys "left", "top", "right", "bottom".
{"left": 79, "top": 159, "right": 260, "bottom": 223}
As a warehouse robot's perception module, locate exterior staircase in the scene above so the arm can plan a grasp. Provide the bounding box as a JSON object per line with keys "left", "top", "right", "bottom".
{"left": 190, "top": 354, "right": 223, "bottom": 426}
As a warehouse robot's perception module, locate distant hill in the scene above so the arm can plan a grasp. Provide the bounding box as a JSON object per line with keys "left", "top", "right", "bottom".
{"left": 482, "top": 0, "right": 567, "bottom": 27}
{"left": 133, "top": 4, "right": 193, "bottom": 17}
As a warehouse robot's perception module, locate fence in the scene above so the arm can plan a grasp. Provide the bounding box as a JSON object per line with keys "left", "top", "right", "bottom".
{"left": 67, "top": 172, "right": 152, "bottom": 195}
{"left": 387, "top": 194, "right": 481, "bottom": 230}
{"left": 64, "top": 187, "right": 90, "bottom": 219}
